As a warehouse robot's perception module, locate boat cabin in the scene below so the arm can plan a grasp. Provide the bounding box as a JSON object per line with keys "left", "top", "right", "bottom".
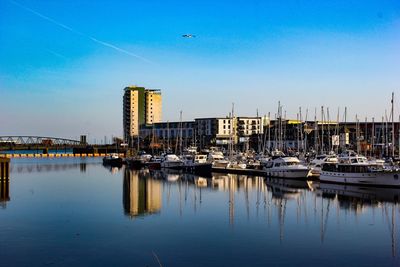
{"left": 264, "top": 157, "right": 301, "bottom": 168}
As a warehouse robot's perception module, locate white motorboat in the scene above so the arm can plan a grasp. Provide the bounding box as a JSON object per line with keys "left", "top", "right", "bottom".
{"left": 320, "top": 155, "right": 400, "bottom": 187}
{"left": 263, "top": 157, "right": 310, "bottom": 179}
{"left": 182, "top": 154, "right": 212, "bottom": 175}
{"left": 208, "top": 151, "right": 230, "bottom": 168}
{"left": 309, "top": 154, "right": 338, "bottom": 178}
{"left": 160, "top": 154, "right": 184, "bottom": 169}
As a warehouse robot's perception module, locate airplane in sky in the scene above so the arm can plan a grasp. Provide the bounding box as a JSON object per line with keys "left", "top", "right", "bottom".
{"left": 182, "top": 34, "right": 196, "bottom": 38}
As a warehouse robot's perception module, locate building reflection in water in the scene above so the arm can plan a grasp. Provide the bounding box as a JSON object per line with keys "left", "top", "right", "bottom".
{"left": 123, "top": 169, "right": 162, "bottom": 218}
{"left": 0, "top": 178, "right": 10, "bottom": 209}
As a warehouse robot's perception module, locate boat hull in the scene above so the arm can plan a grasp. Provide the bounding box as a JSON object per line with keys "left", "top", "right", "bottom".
{"left": 145, "top": 162, "right": 161, "bottom": 170}
{"left": 126, "top": 159, "right": 144, "bottom": 169}
{"left": 308, "top": 167, "right": 321, "bottom": 178}
{"left": 320, "top": 171, "right": 400, "bottom": 187}
{"left": 102, "top": 157, "right": 123, "bottom": 167}
{"left": 161, "top": 161, "right": 184, "bottom": 170}
{"left": 264, "top": 168, "right": 310, "bottom": 179}
{"left": 183, "top": 163, "right": 212, "bottom": 176}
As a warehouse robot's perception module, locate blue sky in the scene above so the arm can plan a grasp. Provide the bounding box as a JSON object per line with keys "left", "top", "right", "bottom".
{"left": 1, "top": 0, "right": 399, "bottom": 142}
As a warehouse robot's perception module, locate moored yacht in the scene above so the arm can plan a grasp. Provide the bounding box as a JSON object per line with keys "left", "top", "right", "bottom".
{"left": 102, "top": 153, "right": 123, "bottom": 166}
{"left": 320, "top": 155, "right": 400, "bottom": 187}
{"left": 182, "top": 154, "right": 212, "bottom": 175}
{"left": 208, "top": 150, "right": 230, "bottom": 168}
{"left": 161, "top": 154, "right": 184, "bottom": 169}
{"left": 145, "top": 156, "right": 163, "bottom": 170}
{"left": 263, "top": 157, "right": 310, "bottom": 179}
{"left": 309, "top": 154, "right": 338, "bottom": 178}
{"left": 126, "top": 153, "right": 152, "bottom": 169}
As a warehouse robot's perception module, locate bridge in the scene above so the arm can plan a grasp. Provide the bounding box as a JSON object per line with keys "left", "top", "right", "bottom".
{"left": 0, "top": 135, "right": 123, "bottom": 155}
{"left": 0, "top": 136, "right": 83, "bottom": 147}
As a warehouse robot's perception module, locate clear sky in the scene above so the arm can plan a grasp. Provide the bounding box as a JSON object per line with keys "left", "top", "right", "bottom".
{"left": 1, "top": 0, "right": 399, "bottom": 142}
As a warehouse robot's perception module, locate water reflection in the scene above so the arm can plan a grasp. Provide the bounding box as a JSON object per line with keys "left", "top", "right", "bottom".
{"left": 123, "top": 169, "right": 162, "bottom": 218}
{"left": 103, "top": 164, "right": 123, "bottom": 175}
{"left": 311, "top": 182, "right": 399, "bottom": 257}
{"left": 10, "top": 161, "right": 90, "bottom": 173}
{"left": 124, "top": 169, "right": 400, "bottom": 258}
{"left": 0, "top": 178, "right": 10, "bottom": 208}
{"left": 315, "top": 183, "right": 400, "bottom": 208}
{"left": 3, "top": 159, "right": 400, "bottom": 266}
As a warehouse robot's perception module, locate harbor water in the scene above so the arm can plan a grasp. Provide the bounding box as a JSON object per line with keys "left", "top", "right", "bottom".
{"left": 1, "top": 158, "right": 399, "bottom": 267}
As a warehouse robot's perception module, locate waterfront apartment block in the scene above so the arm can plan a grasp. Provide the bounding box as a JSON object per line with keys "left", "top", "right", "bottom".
{"left": 140, "top": 121, "right": 195, "bottom": 151}
{"left": 139, "top": 116, "right": 269, "bottom": 151}
{"left": 137, "top": 115, "right": 400, "bottom": 157}
{"left": 123, "top": 86, "right": 162, "bottom": 143}
{"left": 145, "top": 89, "right": 162, "bottom": 124}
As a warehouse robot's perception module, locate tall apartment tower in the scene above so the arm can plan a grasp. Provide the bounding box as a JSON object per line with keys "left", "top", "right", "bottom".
{"left": 123, "top": 86, "right": 162, "bottom": 143}
{"left": 145, "top": 89, "right": 162, "bottom": 124}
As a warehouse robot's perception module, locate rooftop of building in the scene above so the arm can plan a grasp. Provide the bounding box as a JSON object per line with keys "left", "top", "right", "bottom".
{"left": 124, "top": 86, "right": 146, "bottom": 90}
{"left": 124, "top": 86, "right": 161, "bottom": 93}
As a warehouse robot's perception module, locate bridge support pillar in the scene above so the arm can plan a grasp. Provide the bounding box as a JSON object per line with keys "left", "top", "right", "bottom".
{"left": 0, "top": 157, "right": 10, "bottom": 180}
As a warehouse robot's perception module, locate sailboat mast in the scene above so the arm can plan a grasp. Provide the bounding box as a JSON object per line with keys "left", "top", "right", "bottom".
{"left": 232, "top": 103, "right": 235, "bottom": 158}
{"left": 372, "top": 117, "right": 375, "bottom": 156}
{"left": 385, "top": 110, "right": 389, "bottom": 157}
{"left": 297, "top": 113, "right": 300, "bottom": 152}
{"left": 305, "top": 108, "right": 309, "bottom": 153}
{"left": 335, "top": 107, "right": 340, "bottom": 154}
{"left": 344, "top": 107, "right": 347, "bottom": 152}
{"left": 314, "top": 108, "right": 318, "bottom": 154}
{"left": 257, "top": 109, "right": 261, "bottom": 153}
{"left": 179, "top": 111, "right": 183, "bottom": 155}
{"left": 167, "top": 121, "right": 170, "bottom": 152}
{"left": 327, "top": 107, "right": 331, "bottom": 153}
{"left": 391, "top": 92, "right": 395, "bottom": 158}
{"left": 365, "top": 117, "right": 368, "bottom": 157}
{"left": 299, "top": 107, "right": 304, "bottom": 152}
{"left": 268, "top": 112, "right": 271, "bottom": 153}
{"left": 321, "top": 106, "right": 324, "bottom": 154}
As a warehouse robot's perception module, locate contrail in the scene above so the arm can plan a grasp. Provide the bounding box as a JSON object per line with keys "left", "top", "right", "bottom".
{"left": 46, "top": 49, "right": 69, "bottom": 60}
{"left": 8, "top": 0, "right": 154, "bottom": 64}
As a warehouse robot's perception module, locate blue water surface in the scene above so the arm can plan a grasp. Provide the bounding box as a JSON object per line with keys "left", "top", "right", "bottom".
{"left": 0, "top": 158, "right": 399, "bottom": 267}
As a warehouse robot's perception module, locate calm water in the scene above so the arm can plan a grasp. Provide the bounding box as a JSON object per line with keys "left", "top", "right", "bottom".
{"left": 1, "top": 158, "right": 400, "bottom": 267}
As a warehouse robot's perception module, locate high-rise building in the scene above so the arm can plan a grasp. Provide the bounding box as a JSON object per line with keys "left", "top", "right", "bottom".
{"left": 123, "top": 86, "right": 162, "bottom": 143}
{"left": 145, "top": 89, "right": 162, "bottom": 124}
